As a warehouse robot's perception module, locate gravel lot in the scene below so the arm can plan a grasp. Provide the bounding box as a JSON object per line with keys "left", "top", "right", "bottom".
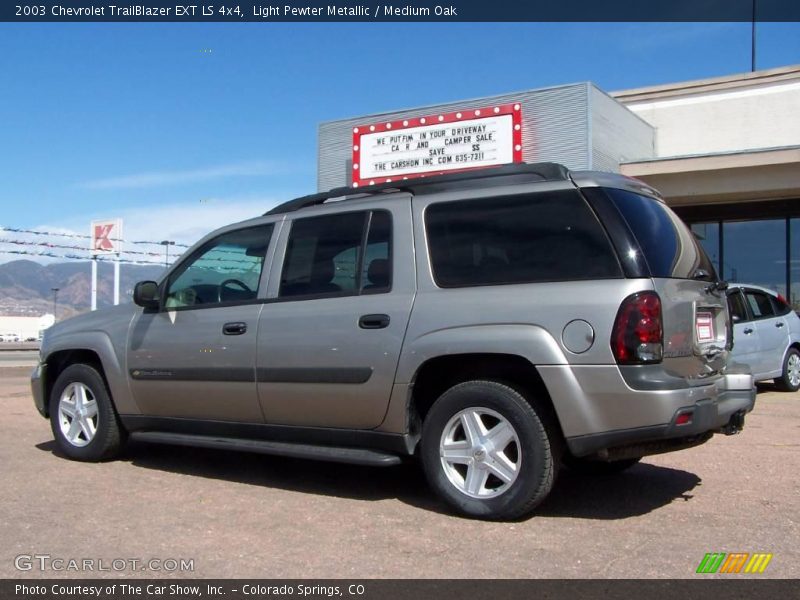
{"left": 1, "top": 365, "right": 797, "bottom": 579}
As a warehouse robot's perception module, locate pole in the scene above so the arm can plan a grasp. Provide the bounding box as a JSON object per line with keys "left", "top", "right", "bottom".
{"left": 160, "top": 240, "right": 175, "bottom": 268}
{"left": 91, "top": 257, "right": 98, "bottom": 311}
{"left": 113, "top": 257, "right": 120, "bottom": 306}
{"left": 751, "top": 0, "right": 757, "bottom": 72}
{"left": 51, "top": 288, "right": 59, "bottom": 321}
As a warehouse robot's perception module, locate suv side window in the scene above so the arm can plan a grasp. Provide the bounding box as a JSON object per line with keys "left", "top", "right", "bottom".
{"left": 425, "top": 190, "right": 621, "bottom": 287}
{"left": 165, "top": 224, "right": 273, "bottom": 309}
{"left": 745, "top": 290, "right": 776, "bottom": 320}
{"left": 279, "top": 210, "right": 392, "bottom": 299}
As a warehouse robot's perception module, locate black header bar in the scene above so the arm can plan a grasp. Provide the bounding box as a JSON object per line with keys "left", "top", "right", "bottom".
{"left": 3, "top": 0, "right": 800, "bottom": 22}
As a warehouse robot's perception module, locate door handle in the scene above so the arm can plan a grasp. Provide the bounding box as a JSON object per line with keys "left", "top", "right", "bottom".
{"left": 776, "top": 322, "right": 785, "bottom": 328}
{"left": 743, "top": 328, "right": 754, "bottom": 335}
{"left": 359, "top": 314, "right": 390, "bottom": 329}
{"left": 223, "top": 322, "right": 247, "bottom": 335}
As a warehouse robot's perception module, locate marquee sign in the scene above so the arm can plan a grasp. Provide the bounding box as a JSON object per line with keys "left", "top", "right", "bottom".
{"left": 352, "top": 103, "right": 523, "bottom": 187}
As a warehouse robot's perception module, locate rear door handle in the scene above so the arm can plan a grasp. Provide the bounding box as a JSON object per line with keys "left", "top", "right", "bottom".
{"left": 776, "top": 322, "right": 785, "bottom": 328}
{"left": 359, "top": 314, "right": 390, "bottom": 329}
{"left": 223, "top": 322, "right": 247, "bottom": 335}
{"left": 743, "top": 328, "right": 754, "bottom": 335}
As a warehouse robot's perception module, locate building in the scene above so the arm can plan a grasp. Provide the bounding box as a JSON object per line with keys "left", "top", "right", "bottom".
{"left": 0, "top": 314, "right": 54, "bottom": 341}
{"left": 318, "top": 64, "right": 800, "bottom": 307}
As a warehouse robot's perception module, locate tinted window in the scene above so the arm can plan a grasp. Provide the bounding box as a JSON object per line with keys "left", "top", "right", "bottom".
{"left": 280, "top": 210, "right": 392, "bottom": 299}
{"left": 609, "top": 189, "right": 716, "bottom": 280}
{"left": 727, "top": 290, "right": 749, "bottom": 322}
{"left": 425, "top": 191, "right": 621, "bottom": 287}
{"left": 361, "top": 211, "right": 392, "bottom": 294}
{"left": 745, "top": 290, "right": 776, "bottom": 319}
{"left": 165, "top": 225, "right": 273, "bottom": 309}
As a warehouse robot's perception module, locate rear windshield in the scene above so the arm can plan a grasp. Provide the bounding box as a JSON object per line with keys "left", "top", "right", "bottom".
{"left": 607, "top": 189, "right": 717, "bottom": 281}
{"left": 425, "top": 190, "right": 622, "bottom": 287}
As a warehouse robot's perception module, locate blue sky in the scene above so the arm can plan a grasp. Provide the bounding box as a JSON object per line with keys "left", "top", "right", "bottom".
{"left": 1, "top": 22, "right": 799, "bottom": 260}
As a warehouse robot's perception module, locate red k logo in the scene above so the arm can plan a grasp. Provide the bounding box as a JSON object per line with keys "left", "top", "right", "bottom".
{"left": 93, "top": 224, "right": 115, "bottom": 252}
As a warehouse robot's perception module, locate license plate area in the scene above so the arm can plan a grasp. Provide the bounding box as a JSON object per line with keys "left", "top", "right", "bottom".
{"left": 695, "top": 311, "right": 715, "bottom": 343}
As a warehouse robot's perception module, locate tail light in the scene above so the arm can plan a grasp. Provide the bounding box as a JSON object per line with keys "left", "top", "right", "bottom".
{"left": 611, "top": 291, "right": 663, "bottom": 364}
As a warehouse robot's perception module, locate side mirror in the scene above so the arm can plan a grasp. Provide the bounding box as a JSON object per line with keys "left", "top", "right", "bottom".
{"left": 133, "top": 281, "right": 160, "bottom": 310}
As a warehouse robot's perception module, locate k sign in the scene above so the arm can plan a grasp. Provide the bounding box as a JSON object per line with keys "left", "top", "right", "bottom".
{"left": 91, "top": 219, "right": 123, "bottom": 254}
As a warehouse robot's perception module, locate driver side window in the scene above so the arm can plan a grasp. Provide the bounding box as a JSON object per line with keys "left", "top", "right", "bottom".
{"left": 165, "top": 224, "right": 273, "bottom": 309}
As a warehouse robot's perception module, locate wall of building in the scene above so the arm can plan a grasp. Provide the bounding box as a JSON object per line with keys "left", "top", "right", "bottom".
{"left": 0, "top": 315, "right": 52, "bottom": 340}
{"left": 318, "top": 82, "right": 654, "bottom": 191}
{"left": 616, "top": 67, "right": 800, "bottom": 158}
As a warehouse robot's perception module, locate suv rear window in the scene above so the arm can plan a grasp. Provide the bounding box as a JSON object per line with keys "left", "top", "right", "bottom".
{"left": 607, "top": 189, "right": 717, "bottom": 280}
{"left": 425, "top": 190, "right": 621, "bottom": 287}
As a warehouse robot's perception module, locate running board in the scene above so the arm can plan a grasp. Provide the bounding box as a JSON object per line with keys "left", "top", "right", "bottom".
{"left": 130, "top": 431, "right": 402, "bottom": 467}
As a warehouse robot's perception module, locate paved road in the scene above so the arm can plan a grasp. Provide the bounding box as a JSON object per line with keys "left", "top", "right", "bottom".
{"left": 0, "top": 351, "right": 37, "bottom": 368}
{"left": 0, "top": 366, "right": 797, "bottom": 579}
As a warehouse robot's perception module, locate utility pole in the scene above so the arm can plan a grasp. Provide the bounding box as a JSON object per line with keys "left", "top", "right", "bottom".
{"left": 751, "top": 0, "right": 757, "bottom": 72}
{"left": 51, "top": 287, "right": 59, "bottom": 321}
{"left": 160, "top": 240, "right": 175, "bottom": 268}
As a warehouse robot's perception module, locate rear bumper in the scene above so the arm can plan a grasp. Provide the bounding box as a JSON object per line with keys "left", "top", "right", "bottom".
{"left": 31, "top": 362, "right": 47, "bottom": 418}
{"left": 539, "top": 365, "right": 756, "bottom": 458}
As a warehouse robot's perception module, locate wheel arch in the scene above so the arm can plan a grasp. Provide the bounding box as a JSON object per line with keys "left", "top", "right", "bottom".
{"left": 407, "top": 352, "right": 565, "bottom": 454}
{"left": 42, "top": 332, "right": 134, "bottom": 417}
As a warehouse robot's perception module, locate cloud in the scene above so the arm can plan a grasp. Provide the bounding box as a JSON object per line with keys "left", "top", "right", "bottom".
{"left": 80, "top": 160, "right": 286, "bottom": 190}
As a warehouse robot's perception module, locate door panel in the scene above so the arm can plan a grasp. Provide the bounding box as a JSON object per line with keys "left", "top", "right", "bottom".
{"left": 128, "top": 305, "right": 263, "bottom": 421}
{"left": 256, "top": 199, "right": 415, "bottom": 429}
{"left": 126, "top": 224, "right": 275, "bottom": 422}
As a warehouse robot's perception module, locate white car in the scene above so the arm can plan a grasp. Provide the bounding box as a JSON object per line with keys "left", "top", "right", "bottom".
{"left": 727, "top": 284, "right": 800, "bottom": 391}
{"left": 0, "top": 333, "right": 20, "bottom": 342}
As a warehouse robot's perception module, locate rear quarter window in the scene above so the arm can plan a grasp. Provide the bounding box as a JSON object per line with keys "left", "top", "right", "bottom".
{"left": 425, "top": 190, "right": 621, "bottom": 288}
{"left": 607, "top": 189, "right": 716, "bottom": 280}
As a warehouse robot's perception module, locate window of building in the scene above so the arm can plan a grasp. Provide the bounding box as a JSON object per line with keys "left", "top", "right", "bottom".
{"left": 279, "top": 210, "right": 392, "bottom": 299}
{"left": 723, "top": 220, "right": 786, "bottom": 296}
{"left": 165, "top": 225, "right": 273, "bottom": 309}
{"left": 690, "top": 222, "right": 721, "bottom": 276}
{"left": 425, "top": 190, "right": 621, "bottom": 288}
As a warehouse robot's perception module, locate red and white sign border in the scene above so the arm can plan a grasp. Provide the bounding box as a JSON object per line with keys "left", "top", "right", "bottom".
{"left": 351, "top": 103, "right": 523, "bottom": 188}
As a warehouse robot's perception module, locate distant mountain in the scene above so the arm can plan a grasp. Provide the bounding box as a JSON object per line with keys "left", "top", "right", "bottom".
{"left": 0, "top": 260, "right": 165, "bottom": 318}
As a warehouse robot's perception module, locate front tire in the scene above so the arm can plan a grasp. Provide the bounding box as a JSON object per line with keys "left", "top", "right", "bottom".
{"left": 774, "top": 348, "right": 800, "bottom": 392}
{"left": 49, "top": 363, "right": 124, "bottom": 461}
{"left": 420, "top": 380, "right": 557, "bottom": 520}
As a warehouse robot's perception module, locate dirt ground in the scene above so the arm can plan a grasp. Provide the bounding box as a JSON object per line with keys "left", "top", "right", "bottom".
{"left": 1, "top": 365, "right": 797, "bottom": 579}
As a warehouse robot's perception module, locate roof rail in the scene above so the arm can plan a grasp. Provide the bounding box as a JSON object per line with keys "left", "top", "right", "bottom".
{"left": 264, "top": 162, "right": 570, "bottom": 215}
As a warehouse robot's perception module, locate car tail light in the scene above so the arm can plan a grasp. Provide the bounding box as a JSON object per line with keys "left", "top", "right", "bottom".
{"left": 611, "top": 291, "right": 663, "bottom": 364}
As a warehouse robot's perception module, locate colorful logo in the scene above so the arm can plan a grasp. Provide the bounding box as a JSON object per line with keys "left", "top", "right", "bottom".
{"left": 696, "top": 552, "right": 773, "bottom": 574}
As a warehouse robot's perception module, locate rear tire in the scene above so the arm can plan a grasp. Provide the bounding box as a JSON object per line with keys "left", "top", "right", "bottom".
{"left": 49, "top": 363, "right": 124, "bottom": 461}
{"left": 564, "top": 455, "right": 641, "bottom": 474}
{"left": 420, "top": 380, "right": 557, "bottom": 520}
{"left": 774, "top": 348, "right": 800, "bottom": 392}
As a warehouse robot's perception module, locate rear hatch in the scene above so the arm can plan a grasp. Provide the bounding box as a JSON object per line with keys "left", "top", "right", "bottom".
{"left": 604, "top": 188, "right": 729, "bottom": 382}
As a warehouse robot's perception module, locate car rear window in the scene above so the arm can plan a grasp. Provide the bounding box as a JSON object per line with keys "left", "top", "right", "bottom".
{"left": 425, "top": 190, "right": 621, "bottom": 288}
{"left": 607, "top": 189, "right": 717, "bottom": 280}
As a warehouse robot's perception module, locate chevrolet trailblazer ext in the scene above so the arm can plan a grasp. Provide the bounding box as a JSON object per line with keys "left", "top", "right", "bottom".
{"left": 32, "top": 163, "right": 755, "bottom": 520}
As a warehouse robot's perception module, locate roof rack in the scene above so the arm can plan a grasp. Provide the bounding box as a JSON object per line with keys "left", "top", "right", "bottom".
{"left": 264, "top": 162, "right": 570, "bottom": 216}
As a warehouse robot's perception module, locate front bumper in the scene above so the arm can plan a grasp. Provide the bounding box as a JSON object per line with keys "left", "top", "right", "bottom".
{"left": 548, "top": 366, "right": 756, "bottom": 458}
{"left": 31, "top": 362, "right": 47, "bottom": 418}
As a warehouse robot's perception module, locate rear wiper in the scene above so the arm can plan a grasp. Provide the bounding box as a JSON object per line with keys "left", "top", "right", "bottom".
{"left": 692, "top": 268, "right": 727, "bottom": 293}
{"left": 705, "top": 279, "right": 729, "bottom": 294}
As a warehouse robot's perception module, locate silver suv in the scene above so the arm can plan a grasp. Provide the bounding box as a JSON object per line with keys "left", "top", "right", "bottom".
{"left": 32, "top": 163, "right": 756, "bottom": 520}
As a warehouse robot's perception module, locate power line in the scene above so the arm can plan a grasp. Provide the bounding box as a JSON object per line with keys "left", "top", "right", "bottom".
{"left": 0, "top": 237, "right": 180, "bottom": 258}
{"left": 0, "top": 226, "right": 192, "bottom": 248}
